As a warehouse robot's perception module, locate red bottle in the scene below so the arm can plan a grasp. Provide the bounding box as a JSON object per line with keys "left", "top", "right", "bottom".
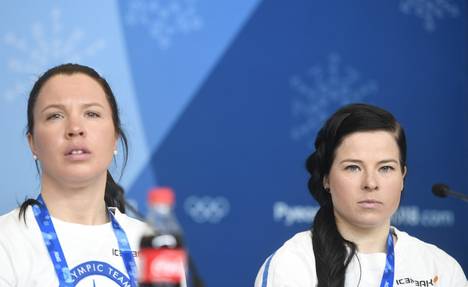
{"left": 139, "top": 187, "right": 187, "bottom": 287}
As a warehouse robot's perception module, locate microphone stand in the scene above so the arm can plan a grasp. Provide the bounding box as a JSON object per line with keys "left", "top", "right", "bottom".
{"left": 432, "top": 183, "right": 468, "bottom": 203}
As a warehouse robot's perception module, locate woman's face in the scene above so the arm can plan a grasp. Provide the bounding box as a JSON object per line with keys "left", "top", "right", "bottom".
{"left": 28, "top": 73, "right": 117, "bottom": 187}
{"left": 324, "top": 131, "right": 406, "bottom": 231}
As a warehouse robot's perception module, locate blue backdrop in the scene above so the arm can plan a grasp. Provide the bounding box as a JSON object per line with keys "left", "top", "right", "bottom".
{"left": 0, "top": 1, "right": 466, "bottom": 286}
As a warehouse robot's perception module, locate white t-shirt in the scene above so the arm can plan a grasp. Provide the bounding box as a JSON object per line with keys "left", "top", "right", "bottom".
{"left": 0, "top": 206, "right": 147, "bottom": 287}
{"left": 255, "top": 228, "right": 467, "bottom": 287}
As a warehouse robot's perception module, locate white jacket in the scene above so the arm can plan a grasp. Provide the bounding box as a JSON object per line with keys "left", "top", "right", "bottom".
{"left": 0, "top": 206, "right": 147, "bottom": 287}
{"left": 255, "top": 228, "right": 467, "bottom": 287}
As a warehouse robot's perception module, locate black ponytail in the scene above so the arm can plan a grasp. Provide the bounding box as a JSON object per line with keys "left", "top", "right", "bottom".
{"left": 105, "top": 171, "right": 126, "bottom": 213}
{"left": 18, "top": 199, "right": 41, "bottom": 223}
{"left": 306, "top": 134, "right": 356, "bottom": 287}
{"left": 306, "top": 103, "right": 407, "bottom": 287}
{"left": 312, "top": 205, "right": 356, "bottom": 287}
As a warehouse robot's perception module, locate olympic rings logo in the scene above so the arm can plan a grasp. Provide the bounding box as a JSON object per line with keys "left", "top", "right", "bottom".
{"left": 184, "top": 196, "right": 230, "bottom": 223}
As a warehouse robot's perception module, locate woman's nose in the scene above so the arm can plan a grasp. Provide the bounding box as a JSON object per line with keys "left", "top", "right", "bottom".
{"left": 362, "top": 171, "right": 378, "bottom": 191}
{"left": 65, "top": 119, "right": 86, "bottom": 139}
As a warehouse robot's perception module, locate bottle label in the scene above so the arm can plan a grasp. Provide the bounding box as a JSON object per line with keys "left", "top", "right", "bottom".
{"left": 139, "top": 248, "right": 187, "bottom": 284}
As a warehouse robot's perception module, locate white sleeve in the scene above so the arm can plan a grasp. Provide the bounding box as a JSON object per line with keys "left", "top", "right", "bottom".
{"left": 254, "top": 253, "right": 273, "bottom": 287}
{"left": 0, "top": 239, "right": 16, "bottom": 287}
{"left": 446, "top": 255, "right": 468, "bottom": 287}
{"left": 254, "top": 249, "right": 317, "bottom": 287}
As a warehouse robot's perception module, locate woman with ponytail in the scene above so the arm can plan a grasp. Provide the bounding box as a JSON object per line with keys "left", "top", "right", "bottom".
{"left": 0, "top": 63, "right": 146, "bottom": 287}
{"left": 255, "top": 103, "right": 467, "bottom": 287}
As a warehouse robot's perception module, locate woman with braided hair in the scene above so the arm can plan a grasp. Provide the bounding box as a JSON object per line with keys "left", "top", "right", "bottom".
{"left": 255, "top": 103, "right": 467, "bottom": 287}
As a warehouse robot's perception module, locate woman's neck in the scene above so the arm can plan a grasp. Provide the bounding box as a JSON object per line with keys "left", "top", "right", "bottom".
{"left": 335, "top": 215, "right": 392, "bottom": 253}
{"left": 40, "top": 174, "right": 108, "bottom": 225}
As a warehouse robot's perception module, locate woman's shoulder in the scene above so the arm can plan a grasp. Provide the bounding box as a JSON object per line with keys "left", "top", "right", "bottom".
{"left": 112, "top": 208, "right": 148, "bottom": 238}
{"left": 0, "top": 208, "right": 30, "bottom": 232}
{"left": 0, "top": 207, "right": 39, "bottom": 251}
{"left": 255, "top": 231, "right": 316, "bottom": 287}
{"left": 395, "top": 227, "right": 459, "bottom": 260}
{"left": 0, "top": 208, "right": 19, "bottom": 223}
{"left": 393, "top": 227, "right": 467, "bottom": 285}
{"left": 267, "top": 230, "right": 315, "bottom": 265}
{"left": 112, "top": 209, "right": 147, "bottom": 229}
{"left": 280, "top": 230, "right": 314, "bottom": 254}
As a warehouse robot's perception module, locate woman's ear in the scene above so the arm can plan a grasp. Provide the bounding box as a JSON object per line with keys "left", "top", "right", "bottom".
{"left": 323, "top": 176, "right": 329, "bottom": 190}
{"left": 27, "top": 133, "right": 37, "bottom": 158}
{"left": 401, "top": 166, "right": 407, "bottom": 191}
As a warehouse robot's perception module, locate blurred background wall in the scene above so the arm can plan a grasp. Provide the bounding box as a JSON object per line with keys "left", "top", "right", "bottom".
{"left": 0, "top": 1, "right": 467, "bottom": 286}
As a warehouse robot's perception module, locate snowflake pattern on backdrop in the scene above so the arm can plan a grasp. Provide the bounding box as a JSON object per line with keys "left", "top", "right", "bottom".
{"left": 2, "top": 8, "right": 105, "bottom": 102}
{"left": 290, "top": 53, "right": 378, "bottom": 146}
{"left": 400, "top": 0, "right": 459, "bottom": 32}
{"left": 125, "top": 0, "right": 203, "bottom": 50}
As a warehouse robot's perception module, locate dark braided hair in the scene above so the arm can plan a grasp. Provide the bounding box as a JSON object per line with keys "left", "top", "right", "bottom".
{"left": 306, "top": 103, "right": 406, "bottom": 287}
{"left": 19, "top": 63, "right": 129, "bottom": 221}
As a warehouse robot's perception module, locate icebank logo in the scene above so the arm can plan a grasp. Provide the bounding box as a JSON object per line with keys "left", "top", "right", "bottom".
{"left": 184, "top": 196, "right": 230, "bottom": 223}
{"left": 273, "top": 202, "right": 319, "bottom": 226}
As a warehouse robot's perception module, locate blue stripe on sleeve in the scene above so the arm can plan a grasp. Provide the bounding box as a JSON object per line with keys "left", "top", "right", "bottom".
{"left": 261, "top": 252, "right": 276, "bottom": 287}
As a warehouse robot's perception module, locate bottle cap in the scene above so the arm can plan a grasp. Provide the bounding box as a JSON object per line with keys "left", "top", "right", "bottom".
{"left": 148, "top": 187, "right": 175, "bottom": 206}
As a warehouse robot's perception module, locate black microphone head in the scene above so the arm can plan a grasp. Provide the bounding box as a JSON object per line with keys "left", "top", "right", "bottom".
{"left": 432, "top": 183, "right": 450, "bottom": 198}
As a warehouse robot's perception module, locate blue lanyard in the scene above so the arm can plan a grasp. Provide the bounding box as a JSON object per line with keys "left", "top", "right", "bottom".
{"left": 379, "top": 231, "right": 395, "bottom": 287}
{"left": 109, "top": 209, "right": 138, "bottom": 286}
{"left": 33, "top": 195, "right": 138, "bottom": 287}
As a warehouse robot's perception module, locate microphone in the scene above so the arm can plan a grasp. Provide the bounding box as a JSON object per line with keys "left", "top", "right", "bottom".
{"left": 432, "top": 183, "right": 468, "bottom": 203}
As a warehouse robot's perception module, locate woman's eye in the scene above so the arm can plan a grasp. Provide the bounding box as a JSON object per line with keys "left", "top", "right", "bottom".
{"left": 46, "top": 113, "right": 63, "bottom": 120}
{"left": 85, "top": 111, "right": 101, "bottom": 118}
{"left": 379, "top": 166, "right": 395, "bottom": 173}
{"left": 345, "top": 165, "right": 360, "bottom": 172}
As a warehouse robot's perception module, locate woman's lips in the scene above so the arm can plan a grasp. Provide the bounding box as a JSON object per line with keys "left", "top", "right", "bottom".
{"left": 64, "top": 148, "right": 91, "bottom": 161}
{"left": 357, "top": 199, "right": 383, "bottom": 209}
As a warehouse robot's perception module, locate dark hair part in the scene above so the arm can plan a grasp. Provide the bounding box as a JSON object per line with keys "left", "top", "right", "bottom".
{"left": 306, "top": 103, "right": 406, "bottom": 287}
{"left": 19, "top": 63, "right": 129, "bottom": 221}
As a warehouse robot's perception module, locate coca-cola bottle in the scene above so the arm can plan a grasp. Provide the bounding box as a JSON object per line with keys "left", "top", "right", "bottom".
{"left": 139, "top": 187, "right": 187, "bottom": 287}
